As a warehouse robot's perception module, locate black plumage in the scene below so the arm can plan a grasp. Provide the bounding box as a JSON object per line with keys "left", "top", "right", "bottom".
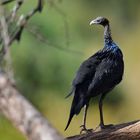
{"left": 65, "top": 17, "right": 124, "bottom": 132}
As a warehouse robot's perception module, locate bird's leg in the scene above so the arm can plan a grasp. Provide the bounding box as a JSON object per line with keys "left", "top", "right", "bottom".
{"left": 99, "top": 94, "right": 104, "bottom": 128}
{"left": 80, "top": 105, "right": 88, "bottom": 131}
{"left": 98, "top": 94, "right": 114, "bottom": 129}
{"left": 80, "top": 104, "right": 92, "bottom": 134}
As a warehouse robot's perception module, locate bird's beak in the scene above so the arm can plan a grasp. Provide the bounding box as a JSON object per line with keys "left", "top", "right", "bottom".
{"left": 90, "top": 20, "right": 97, "bottom": 25}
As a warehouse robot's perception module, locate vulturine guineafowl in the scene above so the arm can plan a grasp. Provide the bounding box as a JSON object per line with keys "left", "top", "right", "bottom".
{"left": 65, "top": 17, "right": 124, "bottom": 133}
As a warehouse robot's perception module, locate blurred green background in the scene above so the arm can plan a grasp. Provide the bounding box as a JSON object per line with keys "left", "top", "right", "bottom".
{"left": 1, "top": 0, "right": 140, "bottom": 139}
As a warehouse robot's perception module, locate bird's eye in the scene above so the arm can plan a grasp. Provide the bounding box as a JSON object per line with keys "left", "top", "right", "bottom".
{"left": 96, "top": 20, "right": 100, "bottom": 22}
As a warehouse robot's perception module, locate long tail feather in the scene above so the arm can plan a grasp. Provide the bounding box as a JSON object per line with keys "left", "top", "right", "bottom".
{"left": 65, "top": 88, "right": 85, "bottom": 131}
{"left": 64, "top": 111, "right": 74, "bottom": 131}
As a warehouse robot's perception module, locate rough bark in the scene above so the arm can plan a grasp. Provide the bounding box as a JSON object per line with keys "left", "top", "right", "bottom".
{"left": 0, "top": 73, "right": 63, "bottom": 140}
{"left": 66, "top": 120, "right": 140, "bottom": 140}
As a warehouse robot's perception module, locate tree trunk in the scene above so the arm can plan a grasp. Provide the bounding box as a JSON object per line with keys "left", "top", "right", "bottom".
{"left": 66, "top": 120, "right": 140, "bottom": 140}
{"left": 0, "top": 73, "right": 63, "bottom": 140}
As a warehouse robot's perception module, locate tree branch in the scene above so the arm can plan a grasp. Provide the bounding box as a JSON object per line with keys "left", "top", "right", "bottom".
{"left": 66, "top": 120, "right": 140, "bottom": 140}
{"left": 0, "top": 72, "right": 63, "bottom": 140}
{"left": 0, "top": 1, "right": 65, "bottom": 139}
{"left": 9, "top": 0, "right": 43, "bottom": 43}
{"left": 0, "top": 0, "right": 16, "bottom": 5}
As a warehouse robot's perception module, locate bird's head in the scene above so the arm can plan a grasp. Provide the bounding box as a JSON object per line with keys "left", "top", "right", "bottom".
{"left": 90, "top": 17, "right": 109, "bottom": 26}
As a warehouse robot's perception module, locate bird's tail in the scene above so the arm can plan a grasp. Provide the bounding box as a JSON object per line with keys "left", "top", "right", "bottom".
{"left": 65, "top": 89, "right": 85, "bottom": 131}
{"left": 65, "top": 109, "right": 74, "bottom": 131}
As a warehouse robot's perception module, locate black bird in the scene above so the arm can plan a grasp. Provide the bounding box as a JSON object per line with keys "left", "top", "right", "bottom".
{"left": 65, "top": 17, "right": 124, "bottom": 133}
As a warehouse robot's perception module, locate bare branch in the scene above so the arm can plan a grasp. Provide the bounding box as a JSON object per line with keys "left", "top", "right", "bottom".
{"left": 37, "top": 0, "right": 44, "bottom": 12}
{"left": 0, "top": 1, "right": 65, "bottom": 140}
{"left": 0, "top": 7, "right": 15, "bottom": 83}
{"left": 10, "top": 0, "right": 24, "bottom": 22}
{"left": 0, "top": 9, "right": 10, "bottom": 51}
{"left": 0, "top": 0, "right": 15, "bottom": 5}
{"left": 0, "top": 0, "right": 44, "bottom": 47}
{"left": 10, "top": 0, "right": 44, "bottom": 42}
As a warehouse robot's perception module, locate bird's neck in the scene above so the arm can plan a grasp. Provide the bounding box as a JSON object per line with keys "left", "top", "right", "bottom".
{"left": 104, "top": 24, "right": 113, "bottom": 45}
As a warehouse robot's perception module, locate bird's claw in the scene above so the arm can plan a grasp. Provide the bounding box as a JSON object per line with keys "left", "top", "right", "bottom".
{"left": 80, "top": 125, "right": 93, "bottom": 134}
{"left": 96, "top": 124, "right": 114, "bottom": 131}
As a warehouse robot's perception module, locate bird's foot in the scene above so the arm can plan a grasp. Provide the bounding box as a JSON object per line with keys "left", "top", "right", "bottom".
{"left": 80, "top": 125, "right": 93, "bottom": 134}
{"left": 101, "top": 124, "right": 114, "bottom": 129}
{"left": 96, "top": 123, "right": 114, "bottom": 131}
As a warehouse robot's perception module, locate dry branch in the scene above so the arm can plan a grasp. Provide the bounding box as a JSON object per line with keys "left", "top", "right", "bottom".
{"left": 0, "top": 73, "right": 63, "bottom": 140}
{"left": 66, "top": 120, "right": 140, "bottom": 140}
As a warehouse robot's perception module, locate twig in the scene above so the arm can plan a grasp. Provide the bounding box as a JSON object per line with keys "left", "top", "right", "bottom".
{"left": 9, "top": 0, "right": 44, "bottom": 43}
{"left": 10, "top": 0, "right": 24, "bottom": 22}
{"left": 0, "top": 0, "right": 15, "bottom": 5}
{"left": 1, "top": 0, "right": 44, "bottom": 49}
{"left": 0, "top": 11, "right": 10, "bottom": 51}
{"left": 26, "top": 24, "right": 83, "bottom": 55}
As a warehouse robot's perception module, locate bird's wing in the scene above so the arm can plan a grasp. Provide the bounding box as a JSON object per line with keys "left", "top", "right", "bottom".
{"left": 87, "top": 52, "right": 123, "bottom": 96}
{"left": 72, "top": 48, "right": 114, "bottom": 87}
{"left": 72, "top": 50, "right": 103, "bottom": 86}
{"left": 65, "top": 51, "right": 102, "bottom": 98}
